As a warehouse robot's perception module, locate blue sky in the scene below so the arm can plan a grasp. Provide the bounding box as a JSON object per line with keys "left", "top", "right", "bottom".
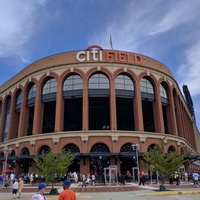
{"left": 0, "top": 0, "right": 200, "bottom": 130}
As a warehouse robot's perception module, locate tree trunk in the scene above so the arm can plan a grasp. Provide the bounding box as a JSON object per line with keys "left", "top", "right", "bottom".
{"left": 50, "top": 188, "right": 58, "bottom": 195}
{"left": 159, "top": 185, "right": 166, "bottom": 191}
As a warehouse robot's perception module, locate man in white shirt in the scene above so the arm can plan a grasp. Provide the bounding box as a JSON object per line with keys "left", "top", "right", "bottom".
{"left": 31, "top": 183, "right": 47, "bottom": 200}
{"left": 10, "top": 173, "right": 15, "bottom": 184}
{"left": 12, "top": 178, "right": 19, "bottom": 199}
{"left": 192, "top": 171, "right": 199, "bottom": 187}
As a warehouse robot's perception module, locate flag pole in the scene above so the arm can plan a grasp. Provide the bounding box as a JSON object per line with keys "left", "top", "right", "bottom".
{"left": 110, "top": 34, "right": 113, "bottom": 50}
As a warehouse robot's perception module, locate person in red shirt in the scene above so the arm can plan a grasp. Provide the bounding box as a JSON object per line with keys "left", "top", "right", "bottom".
{"left": 126, "top": 170, "right": 131, "bottom": 182}
{"left": 59, "top": 180, "right": 76, "bottom": 200}
{"left": 139, "top": 170, "right": 145, "bottom": 186}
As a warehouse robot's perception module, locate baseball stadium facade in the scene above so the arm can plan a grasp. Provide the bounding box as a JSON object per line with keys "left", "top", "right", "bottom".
{"left": 0, "top": 45, "right": 200, "bottom": 178}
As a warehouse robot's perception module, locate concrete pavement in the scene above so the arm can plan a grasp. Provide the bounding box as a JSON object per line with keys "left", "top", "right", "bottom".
{"left": 1, "top": 181, "right": 200, "bottom": 199}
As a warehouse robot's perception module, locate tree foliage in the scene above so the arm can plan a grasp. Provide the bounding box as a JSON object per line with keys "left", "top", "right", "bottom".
{"left": 34, "top": 150, "right": 75, "bottom": 188}
{"left": 142, "top": 138, "right": 185, "bottom": 186}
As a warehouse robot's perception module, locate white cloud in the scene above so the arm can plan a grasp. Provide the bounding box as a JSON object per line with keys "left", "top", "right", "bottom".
{"left": 149, "top": 1, "right": 200, "bottom": 35}
{"left": 0, "top": 0, "right": 47, "bottom": 60}
{"left": 177, "top": 42, "right": 200, "bottom": 96}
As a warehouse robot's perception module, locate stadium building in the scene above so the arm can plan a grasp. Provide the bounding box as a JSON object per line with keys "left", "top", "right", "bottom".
{"left": 0, "top": 45, "right": 200, "bottom": 178}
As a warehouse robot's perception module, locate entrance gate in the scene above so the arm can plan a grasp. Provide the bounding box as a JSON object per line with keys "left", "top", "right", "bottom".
{"left": 104, "top": 165, "right": 118, "bottom": 185}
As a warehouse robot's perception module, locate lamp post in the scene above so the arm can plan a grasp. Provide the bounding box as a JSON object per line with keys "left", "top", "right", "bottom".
{"left": 2, "top": 147, "right": 12, "bottom": 188}
{"left": 150, "top": 164, "right": 154, "bottom": 185}
{"left": 131, "top": 144, "right": 140, "bottom": 183}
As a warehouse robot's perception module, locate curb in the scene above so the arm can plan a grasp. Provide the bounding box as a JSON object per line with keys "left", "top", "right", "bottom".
{"left": 138, "top": 190, "right": 200, "bottom": 196}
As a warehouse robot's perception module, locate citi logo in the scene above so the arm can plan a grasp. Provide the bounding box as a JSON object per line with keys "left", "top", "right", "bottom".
{"left": 76, "top": 45, "right": 103, "bottom": 62}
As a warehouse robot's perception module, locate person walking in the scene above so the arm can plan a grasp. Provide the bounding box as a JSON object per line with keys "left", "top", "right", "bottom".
{"left": 184, "top": 172, "right": 189, "bottom": 184}
{"left": 18, "top": 178, "right": 24, "bottom": 198}
{"left": 58, "top": 180, "right": 76, "bottom": 200}
{"left": 82, "top": 173, "right": 87, "bottom": 188}
{"left": 126, "top": 170, "right": 131, "bottom": 183}
{"left": 91, "top": 174, "right": 95, "bottom": 186}
{"left": 31, "top": 183, "right": 47, "bottom": 200}
{"left": 10, "top": 173, "right": 15, "bottom": 184}
{"left": 138, "top": 170, "right": 145, "bottom": 186}
{"left": 12, "top": 178, "right": 19, "bottom": 199}
{"left": 192, "top": 171, "right": 199, "bottom": 187}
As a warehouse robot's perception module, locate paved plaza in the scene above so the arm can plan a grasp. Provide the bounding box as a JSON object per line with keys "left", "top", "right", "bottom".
{"left": 1, "top": 182, "right": 200, "bottom": 200}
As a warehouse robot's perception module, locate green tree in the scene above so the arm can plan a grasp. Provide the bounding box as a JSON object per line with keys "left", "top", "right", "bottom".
{"left": 34, "top": 150, "right": 75, "bottom": 192}
{"left": 142, "top": 138, "right": 185, "bottom": 190}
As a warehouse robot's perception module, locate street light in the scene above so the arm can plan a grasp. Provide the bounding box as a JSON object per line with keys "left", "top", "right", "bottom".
{"left": 131, "top": 144, "right": 140, "bottom": 183}
{"left": 2, "top": 147, "right": 12, "bottom": 188}
{"left": 150, "top": 164, "right": 154, "bottom": 185}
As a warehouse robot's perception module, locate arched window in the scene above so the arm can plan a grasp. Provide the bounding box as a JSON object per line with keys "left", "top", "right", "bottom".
{"left": 140, "top": 78, "right": 155, "bottom": 100}
{"left": 11, "top": 150, "right": 15, "bottom": 157}
{"left": 90, "top": 143, "right": 110, "bottom": 153}
{"left": 88, "top": 73, "right": 109, "bottom": 95}
{"left": 115, "top": 74, "right": 135, "bottom": 131}
{"left": 15, "top": 90, "right": 22, "bottom": 111}
{"left": 167, "top": 146, "right": 176, "bottom": 153}
{"left": 115, "top": 74, "right": 134, "bottom": 96}
{"left": 160, "top": 84, "right": 169, "bottom": 105}
{"left": 88, "top": 73, "right": 110, "bottom": 130}
{"left": 42, "top": 78, "right": 57, "bottom": 101}
{"left": 27, "top": 84, "right": 36, "bottom": 105}
{"left": 160, "top": 83, "right": 170, "bottom": 134}
{"left": 3, "top": 96, "right": 11, "bottom": 142}
{"left": 38, "top": 145, "right": 51, "bottom": 155}
{"left": 120, "top": 143, "right": 134, "bottom": 152}
{"left": 42, "top": 78, "right": 57, "bottom": 133}
{"left": 90, "top": 143, "right": 110, "bottom": 173}
{"left": 26, "top": 83, "right": 36, "bottom": 135}
{"left": 147, "top": 144, "right": 157, "bottom": 152}
{"left": 63, "top": 74, "right": 83, "bottom": 131}
{"left": 63, "top": 74, "right": 83, "bottom": 97}
{"left": 63, "top": 143, "right": 80, "bottom": 153}
{"left": 140, "top": 77, "right": 155, "bottom": 132}
{"left": 21, "top": 147, "right": 30, "bottom": 155}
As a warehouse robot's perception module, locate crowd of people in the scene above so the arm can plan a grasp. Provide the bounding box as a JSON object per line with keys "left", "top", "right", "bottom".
{"left": 0, "top": 172, "right": 42, "bottom": 188}
{"left": 2, "top": 169, "right": 200, "bottom": 200}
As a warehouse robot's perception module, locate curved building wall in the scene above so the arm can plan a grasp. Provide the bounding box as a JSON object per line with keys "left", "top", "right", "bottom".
{"left": 0, "top": 48, "right": 199, "bottom": 175}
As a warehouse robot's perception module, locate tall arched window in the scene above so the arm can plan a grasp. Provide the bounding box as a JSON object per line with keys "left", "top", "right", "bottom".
{"left": 160, "top": 83, "right": 169, "bottom": 134}
{"left": 26, "top": 83, "right": 36, "bottom": 135}
{"left": 42, "top": 78, "right": 57, "bottom": 101}
{"left": 42, "top": 78, "right": 57, "bottom": 133}
{"left": 160, "top": 84, "right": 169, "bottom": 105}
{"left": 115, "top": 74, "right": 135, "bottom": 131}
{"left": 63, "top": 74, "right": 83, "bottom": 131}
{"left": 140, "top": 77, "right": 155, "bottom": 132}
{"left": 115, "top": 74, "right": 134, "bottom": 96}
{"left": 88, "top": 73, "right": 110, "bottom": 130}
{"left": 12, "top": 90, "right": 22, "bottom": 139}
{"left": 140, "top": 78, "right": 155, "bottom": 100}
{"left": 63, "top": 74, "right": 83, "bottom": 96}
{"left": 89, "top": 73, "right": 109, "bottom": 93}
{"left": 3, "top": 96, "right": 11, "bottom": 141}
{"left": 15, "top": 90, "right": 22, "bottom": 111}
{"left": 27, "top": 84, "right": 36, "bottom": 105}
